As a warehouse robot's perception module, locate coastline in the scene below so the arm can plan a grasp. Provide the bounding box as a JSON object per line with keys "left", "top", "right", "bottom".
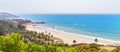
{"left": 26, "top": 24, "right": 120, "bottom": 46}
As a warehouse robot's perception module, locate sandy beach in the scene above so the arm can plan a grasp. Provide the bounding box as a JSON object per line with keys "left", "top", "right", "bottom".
{"left": 26, "top": 24, "right": 120, "bottom": 46}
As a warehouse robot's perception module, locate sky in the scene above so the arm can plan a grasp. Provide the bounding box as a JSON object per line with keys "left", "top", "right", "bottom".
{"left": 0, "top": 0, "right": 120, "bottom": 14}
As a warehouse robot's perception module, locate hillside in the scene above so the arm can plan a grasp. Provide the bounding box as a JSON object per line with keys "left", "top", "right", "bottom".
{"left": 0, "top": 12, "right": 19, "bottom": 19}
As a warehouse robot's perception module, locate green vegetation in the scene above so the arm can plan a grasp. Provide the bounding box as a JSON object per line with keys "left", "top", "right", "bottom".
{"left": 0, "top": 19, "right": 120, "bottom": 52}
{"left": 0, "top": 19, "right": 60, "bottom": 45}
{"left": 1, "top": 33, "right": 120, "bottom": 52}
{"left": 0, "top": 33, "right": 77, "bottom": 52}
{"left": 0, "top": 19, "right": 25, "bottom": 35}
{"left": 112, "top": 46, "right": 120, "bottom": 52}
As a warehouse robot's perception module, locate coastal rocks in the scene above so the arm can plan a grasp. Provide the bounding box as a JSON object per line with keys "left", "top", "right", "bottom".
{"left": 35, "top": 22, "right": 47, "bottom": 24}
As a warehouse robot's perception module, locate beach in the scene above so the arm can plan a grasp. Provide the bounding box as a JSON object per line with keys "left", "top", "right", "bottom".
{"left": 26, "top": 24, "right": 120, "bottom": 46}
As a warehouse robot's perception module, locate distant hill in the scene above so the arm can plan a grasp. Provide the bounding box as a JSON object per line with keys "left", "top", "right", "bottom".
{"left": 0, "top": 12, "right": 19, "bottom": 19}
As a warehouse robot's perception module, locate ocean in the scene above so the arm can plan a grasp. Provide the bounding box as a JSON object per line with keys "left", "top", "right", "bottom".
{"left": 19, "top": 14, "right": 120, "bottom": 41}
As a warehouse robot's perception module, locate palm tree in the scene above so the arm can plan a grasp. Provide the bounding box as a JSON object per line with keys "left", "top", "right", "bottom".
{"left": 51, "top": 35, "right": 53, "bottom": 38}
{"left": 48, "top": 32, "right": 51, "bottom": 40}
{"left": 41, "top": 33, "right": 44, "bottom": 39}
{"left": 94, "top": 38, "right": 98, "bottom": 43}
{"left": 51, "top": 39, "right": 54, "bottom": 44}
{"left": 45, "top": 31, "right": 47, "bottom": 34}
{"left": 48, "top": 33, "right": 51, "bottom": 35}
{"left": 0, "top": 26, "right": 5, "bottom": 35}
{"left": 73, "top": 40, "right": 76, "bottom": 43}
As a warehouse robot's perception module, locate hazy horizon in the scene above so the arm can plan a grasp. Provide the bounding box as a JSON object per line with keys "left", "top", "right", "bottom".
{"left": 0, "top": 0, "right": 120, "bottom": 14}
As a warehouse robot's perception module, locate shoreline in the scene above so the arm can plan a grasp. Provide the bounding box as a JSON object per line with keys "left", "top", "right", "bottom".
{"left": 26, "top": 24, "right": 120, "bottom": 46}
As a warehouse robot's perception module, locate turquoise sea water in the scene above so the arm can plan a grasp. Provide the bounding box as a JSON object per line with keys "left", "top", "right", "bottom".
{"left": 19, "top": 14, "right": 120, "bottom": 41}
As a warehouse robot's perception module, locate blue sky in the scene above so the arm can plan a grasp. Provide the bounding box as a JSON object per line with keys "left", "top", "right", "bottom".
{"left": 0, "top": 0, "right": 120, "bottom": 14}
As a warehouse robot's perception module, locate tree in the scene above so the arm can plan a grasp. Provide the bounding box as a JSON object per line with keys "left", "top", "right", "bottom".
{"left": 94, "top": 38, "right": 98, "bottom": 43}
{"left": 0, "top": 26, "right": 5, "bottom": 35}
{"left": 51, "top": 35, "right": 53, "bottom": 38}
{"left": 56, "top": 47, "right": 63, "bottom": 52}
{"left": 99, "top": 49, "right": 110, "bottom": 52}
{"left": 79, "top": 48, "right": 87, "bottom": 52}
{"left": 69, "top": 48, "right": 77, "bottom": 52}
{"left": 89, "top": 43, "right": 99, "bottom": 50}
{"left": 45, "top": 31, "right": 47, "bottom": 34}
{"left": 26, "top": 43, "right": 40, "bottom": 52}
{"left": 0, "top": 33, "right": 27, "bottom": 52}
{"left": 112, "top": 46, "right": 120, "bottom": 52}
{"left": 89, "top": 48, "right": 98, "bottom": 52}
{"left": 73, "top": 40, "right": 77, "bottom": 43}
